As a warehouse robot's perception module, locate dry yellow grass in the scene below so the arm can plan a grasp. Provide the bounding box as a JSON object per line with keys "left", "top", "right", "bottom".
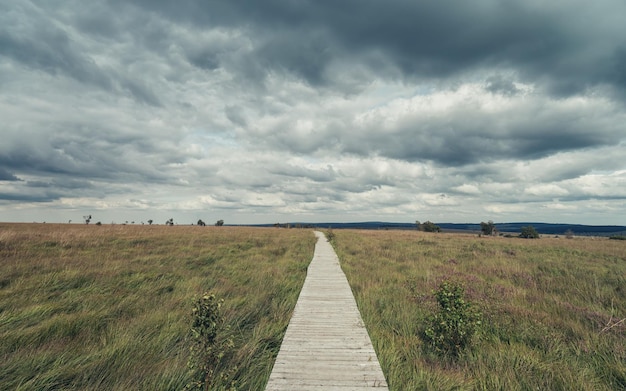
{"left": 0, "top": 223, "right": 316, "bottom": 390}
{"left": 3, "top": 223, "right": 624, "bottom": 390}
{"left": 332, "top": 229, "right": 625, "bottom": 390}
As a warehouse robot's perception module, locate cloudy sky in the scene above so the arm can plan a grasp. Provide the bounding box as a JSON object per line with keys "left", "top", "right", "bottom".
{"left": 1, "top": 0, "right": 625, "bottom": 225}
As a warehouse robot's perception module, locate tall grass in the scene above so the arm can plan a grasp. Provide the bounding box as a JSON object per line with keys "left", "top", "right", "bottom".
{"left": 333, "top": 230, "right": 625, "bottom": 390}
{"left": 4, "top": 224, "right": 624, "bottom": 390}
{"left": 0, "top": 223, "right": 315, "bottom": 390}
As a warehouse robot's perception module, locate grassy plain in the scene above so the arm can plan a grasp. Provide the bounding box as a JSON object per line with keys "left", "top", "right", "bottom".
{"left": 2, "top": 224, "right": 624, "bottom": 390}
{"left": 332, "top": 230, "right": 626, "bottom": 390}
{"left": 0, "top": 223, "right": 315, "bottom": 390}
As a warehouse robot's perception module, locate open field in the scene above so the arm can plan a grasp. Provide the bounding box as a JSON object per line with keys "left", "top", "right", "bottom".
{"left": 332, "top": 230, "right": 626, "bottom": 390}
{"left": 2, "top": 224, "right": 625, "bottom": 390}
{"left": 0, "top": 223, "right": 315, "bottom": 390}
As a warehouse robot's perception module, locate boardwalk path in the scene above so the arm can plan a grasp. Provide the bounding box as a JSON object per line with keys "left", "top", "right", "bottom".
{"left": 265, "top": 231, "right": 388, "bottom": 390}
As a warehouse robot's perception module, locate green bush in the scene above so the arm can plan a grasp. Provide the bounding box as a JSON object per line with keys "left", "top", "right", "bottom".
{"left": 325, "top": 228, "right": 336, "bottom": 242}
{"left": 519, "top": 225, "right": 540, "bottom": 239}
{"left": 424, "top": 281, "right": 481, "bottom": 357}
{"left": 609, "top": 235, "right": 626, "bottom": 240}
{"left": 480, "top": 221, "right": 496, "bottom": 236}
{"left": 421, "top": 221, "right": 441, "bottom": 233}
{"left": 186, "top": 293, "right": 236, "bottom": 391}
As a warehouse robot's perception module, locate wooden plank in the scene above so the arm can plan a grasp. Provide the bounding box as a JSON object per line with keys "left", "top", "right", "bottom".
{"left": 265, "top": 231, "right": 388, "bottom": 390}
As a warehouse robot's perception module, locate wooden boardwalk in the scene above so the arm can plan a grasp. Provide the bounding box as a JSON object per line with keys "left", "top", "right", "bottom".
{"left": 265, "top": 231, "right": 388, "bottom": 390}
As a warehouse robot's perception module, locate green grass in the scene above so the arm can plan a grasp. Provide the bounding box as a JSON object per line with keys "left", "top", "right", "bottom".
{"left": 0, "top": 223, "right": 315, "bottom": 390}
{"left": 332, "top": 230, "right": 626, "bottom": 390}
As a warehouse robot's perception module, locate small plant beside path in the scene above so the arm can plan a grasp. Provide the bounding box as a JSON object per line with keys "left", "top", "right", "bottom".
{"left": 325, "top": 228, "right": 336, "bottom": 243}
{"left": 186, "top": 293, "right": 236, "bottom": 391}
{"left": 424, "top": 281, "right": 481, "bottom": 357}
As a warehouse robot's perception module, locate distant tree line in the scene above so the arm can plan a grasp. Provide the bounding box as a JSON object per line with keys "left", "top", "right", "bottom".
{"left": 195, "top": 219, "right": 224, "bottom": 226}
{"left": 73, "top": 216, "right": 225, "bottom": 227}
{"left": 416, "top": 218, "right": 541, "bottom": 239}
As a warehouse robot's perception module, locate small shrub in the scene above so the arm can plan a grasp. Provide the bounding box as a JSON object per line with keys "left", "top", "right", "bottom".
{"left": 480, "top": 221, "right": 496, "bottom": 236}
{"left": 424, "top": 281, "right": 481, "bottom": 357}
{"left": 421, "top": 221, "right": 441, "bottom": 233}
{"left": 186, "top": 293, "right": 236, "bottom": 391}
{"left": 325, "top": 228, "right": 335, "bottom": 243}
{"left": 609, "top": 235, "right": 626, "bottom": 240}
{"left": 519, "top": 225, "right": 539, "bottom": 239}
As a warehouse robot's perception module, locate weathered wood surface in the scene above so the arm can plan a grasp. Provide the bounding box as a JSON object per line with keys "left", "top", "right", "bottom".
{"left": 265, "top": 231, "right": 388, "bottom": 390}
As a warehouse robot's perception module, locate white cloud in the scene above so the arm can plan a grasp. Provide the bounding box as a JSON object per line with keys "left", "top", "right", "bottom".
{"left": 543, "top": 201, "right": 576, "bottom": 210}
{"left": 454, "top": 184, "right": 481, "bottom": 195}
{"left": 524, "top": 184, "right": 569, "bottom": 197}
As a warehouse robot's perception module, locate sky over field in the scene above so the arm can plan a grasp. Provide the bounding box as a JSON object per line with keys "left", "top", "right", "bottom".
{"left": 1, "top": 0, "right": 625, "bottom": 225}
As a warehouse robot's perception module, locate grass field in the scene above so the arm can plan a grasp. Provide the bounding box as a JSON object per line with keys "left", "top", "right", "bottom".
{"left": 332, "top": 230, "right": 626, "bottom": 390}
{"left": 2, "top": 224, "right": 625, "bottom": 390}
{"left": 0, "top": 223, "right": 315, "bottom": 390}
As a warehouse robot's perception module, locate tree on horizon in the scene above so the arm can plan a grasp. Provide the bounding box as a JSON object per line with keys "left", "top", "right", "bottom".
{"left": 480, "top": 220, "right": 496, "bottom": 236}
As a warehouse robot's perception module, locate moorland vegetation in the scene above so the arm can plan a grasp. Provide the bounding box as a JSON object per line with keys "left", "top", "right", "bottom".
{"left": 0, "top": 224, "right": 314, "bottom": 390}
{"left": 333, "top": 229, "right": 625, "bottom": 390}
{"left": 0, "top": 224, "right": 624, "bottom": 390}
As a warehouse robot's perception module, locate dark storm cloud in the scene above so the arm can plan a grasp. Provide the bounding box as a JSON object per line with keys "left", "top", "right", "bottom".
{"left": 0, "top": 125, "right": 176, "bottom": 184}
{"left": 0, "top": 176, "right": 105, "bottom": 203}
{"left": 122, "top": 0, "right": 626, "bottom": 97}
{"left": 486, "top": 75, "right": 520, "bottom": 96}
{"left": 0, "top": 168, "right": 19, "bottom": 181}
{"left": 253, "top": 88, "right": 624, "bottom": 167}
{"left": 25, "top": 178, "right": 93, "bottom": 190}
{"left": 0, "top": 191, "right": 60, "bottom": 202}
{"left": 0, "top": 2, "right": 161, "bottom": 105}
{"left": 14, "top": 0, "right": 622, "bottom": 104}
{"left": 0, "top": 8, "right": 110, "bottom": 88}
{"left": 9, "top": 0, "right": 620, "bottom": 103}
{"left": 359, "top": 117, "right": 619, "bottom": 166}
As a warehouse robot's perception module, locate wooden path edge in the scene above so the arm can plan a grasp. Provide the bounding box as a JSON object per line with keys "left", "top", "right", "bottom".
{"left": 265, "top": 231, "right": 389, "bottom": 390}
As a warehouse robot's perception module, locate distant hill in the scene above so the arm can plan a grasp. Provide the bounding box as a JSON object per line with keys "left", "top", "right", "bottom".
{"left": 251, "top": 221, "right": 626, "bottom": 236}
{"left": 439, "top": 222, "right": 626, "bottom": 236}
